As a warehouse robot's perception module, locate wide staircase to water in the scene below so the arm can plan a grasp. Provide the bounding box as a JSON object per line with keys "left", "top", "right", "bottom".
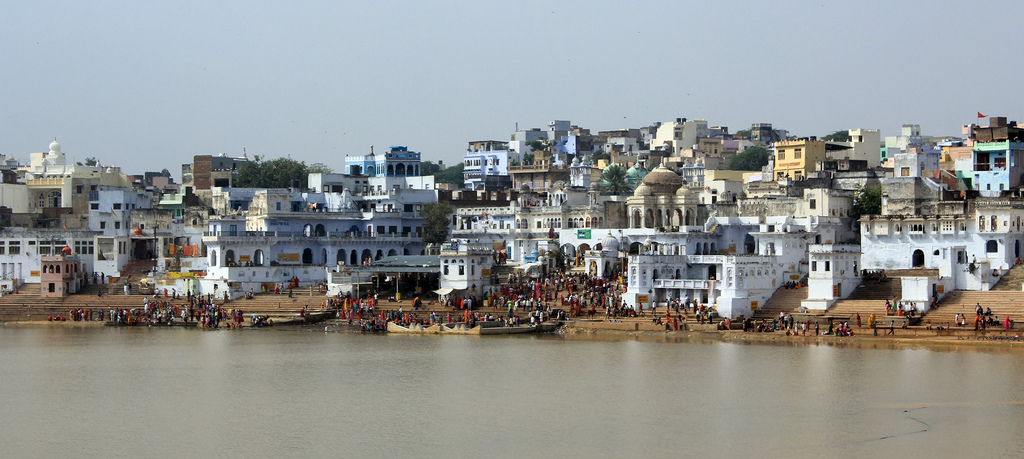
{"left": 823, "top": 270, "right": 911, "bottom": 321}
{"left": 752, "top": 281, "right": 808, "bottom": 321}
{"left": 923, "top": 290, "right": 1024, "bottom": 327}
{"left": 0, "top": 283, "right": 159, "bottom": 320}
{"left": 990, "top": 263, "right": 1024, "bottom": 291}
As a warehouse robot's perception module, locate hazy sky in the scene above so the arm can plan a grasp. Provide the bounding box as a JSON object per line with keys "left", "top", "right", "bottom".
{"left": 2, "top": 0, "right": 1022, "bottom": 178}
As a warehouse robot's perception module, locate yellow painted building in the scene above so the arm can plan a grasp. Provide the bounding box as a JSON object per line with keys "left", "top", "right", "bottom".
{"left": 773, "top": 139, "right": 827, "bottom": 180}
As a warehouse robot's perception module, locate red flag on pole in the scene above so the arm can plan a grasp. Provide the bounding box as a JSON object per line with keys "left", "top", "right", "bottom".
{"left": 978, "top": 112, "right": 987, "bottom": 118}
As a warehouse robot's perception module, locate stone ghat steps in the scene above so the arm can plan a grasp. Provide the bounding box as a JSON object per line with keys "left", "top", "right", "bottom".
{"left": 753, "top": 286, "right": 807, "bottom": 320}
{"left": 226, "top": 293, "right": 335, "bottom": 311}
{"left": 991, "top": 264, "right": 1024, "bottom": 291}
{"left": 0, "top": 292, "right": 179, "bottom": 319}
{"left": 845, "top": 279, "right": 901, "bottom": 301}
{"left": 822, "top": 300, "right": 891, "bottom": 321}
{"left": 924, "top": 291, "right": 1024, "bottom": 325}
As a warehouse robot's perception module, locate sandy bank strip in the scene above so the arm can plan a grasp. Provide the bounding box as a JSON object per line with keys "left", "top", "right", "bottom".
{"left": 562, "top": 324, "right": 1024, "bottom": 351}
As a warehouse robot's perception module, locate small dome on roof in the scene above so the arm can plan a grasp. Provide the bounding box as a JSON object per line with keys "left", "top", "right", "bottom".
{"left": 633, "top": 182, "right": 652, "bottom": 196}
{"left": 49, "top": 138, "right": 61, "bottom": 154}
{"left": 641, "top": 162, "right": 683, "bottom": 195}
{"left": 601, "top": 232, "right": 620, "bottom": 251}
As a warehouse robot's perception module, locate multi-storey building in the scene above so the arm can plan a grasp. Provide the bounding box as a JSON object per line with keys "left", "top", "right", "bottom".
{"left": 461, "top": 140, "right": 512, "bottom": 190}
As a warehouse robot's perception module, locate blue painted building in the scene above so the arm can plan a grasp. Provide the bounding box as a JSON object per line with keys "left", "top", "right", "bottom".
{"left": 345, "top": 146, "right": 422, "bottom": 177}
{"left": 964, "top": 118, "right": 1024, "bottom": 197}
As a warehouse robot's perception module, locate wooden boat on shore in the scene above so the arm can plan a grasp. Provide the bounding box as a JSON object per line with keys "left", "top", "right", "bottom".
{"left": 271, "top": 310, "right": 337, "bottom": 326}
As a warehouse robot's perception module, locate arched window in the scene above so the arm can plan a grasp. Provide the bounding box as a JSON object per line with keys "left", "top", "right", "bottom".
{"left": 987, "top": 240, "right": 998, "bottom": 253}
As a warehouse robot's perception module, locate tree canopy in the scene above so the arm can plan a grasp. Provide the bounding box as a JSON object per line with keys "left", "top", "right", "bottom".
{"left": 852, "top": 185, "right": 882, "bottom": 220}
{"left": 422, "top": 201, "right": 454, "bottom": 244}
{"left": 734, "top": 129, "right": 752, "bottom": 139}
{"left": 420, "top": 161, "right": 444, "bottom": 176}
{"left": 822, "top": 130, "right": 852, "bottom": 142}
{"left": 307, "top": 162, "right": 333, "bottom": 174}
{"left": 526, "top": 139, "right": 551, "bottom": 153}
{"left": 76, "top": 157, "right": 98, "bottom": 166}
{"left": 433, "top": 163, "right": 465, "bottom": 185}
{"left": 727, "top": 146, "right": 771, "bottom": 171}
{"left": 235, "top": 155, "right": 309, "bottom": 188}
{"left": 592, "top": 150, "right": 610, "bottom": 163}
{"left": 600, "top": 164, "right": 633, "bottom": 195}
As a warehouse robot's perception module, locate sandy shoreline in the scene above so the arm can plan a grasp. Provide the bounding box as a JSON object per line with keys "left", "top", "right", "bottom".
{"left": 560, "top": 324, "right": 1024, "bottom": 352}
{"left": 4, "top": 317, "right": 1024, "bottom": 353}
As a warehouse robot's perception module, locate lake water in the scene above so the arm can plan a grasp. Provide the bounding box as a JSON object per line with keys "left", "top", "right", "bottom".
{"left": 2, "top": 326, "right": 1023, "bottom": 458}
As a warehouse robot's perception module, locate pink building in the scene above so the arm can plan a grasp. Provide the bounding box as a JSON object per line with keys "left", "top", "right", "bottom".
{"left": 40, "top": 254, "right": 82, "bottom": 297}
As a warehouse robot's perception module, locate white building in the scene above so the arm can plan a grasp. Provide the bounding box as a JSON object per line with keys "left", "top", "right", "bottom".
{"left": 461, "top": 141, "right": 512, "bottom": 190}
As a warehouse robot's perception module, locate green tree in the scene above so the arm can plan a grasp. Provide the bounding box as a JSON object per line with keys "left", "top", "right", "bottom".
{"left": 433, "top": 163, "right": 465, "bottom": 185}
{"left": 727, "top": 146, "right": 771, "bottom": 171}
{"left": 526, "top": 139, "right": 551, "bottom": 153}
{"left": 822, "top": 130, "right": 852, "bottom": 142}
{"left": 420, "top": 161, "right": 444, "bottom": 176}
{"left": 852, "top": 185, "right": 882, "bottom": 220}
{"left": 76, "top": 157, "right": 98, "bottom": 166}
{"left": 734, "top": 129, "right": 752, "bottom": 139}
{"left": 592, "top": 149, "right": 610, "bottom": 163}
{"left": 600, "top": 163, "right": 633, "bottom": 195}
{"left": 422, "top": 201, "right": 454, "bottom": 244}
{"left": 307, "top": 162, "right": 333, "bottom": 174}
{"left": 235, "top": 155, "right": 309, "bottom": 188}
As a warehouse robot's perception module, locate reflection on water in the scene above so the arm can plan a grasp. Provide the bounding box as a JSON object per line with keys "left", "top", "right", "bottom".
{"left": 1, "top": 327, "right": 1022, "bottom": 458}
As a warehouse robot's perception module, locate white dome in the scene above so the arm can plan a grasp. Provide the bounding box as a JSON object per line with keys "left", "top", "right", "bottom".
{"left": 633, "top": 183, "right": 652, "bottom": 196}
{"left": 601, "top": 232, "right": 620, "bottom": 251}
{"left": 49, "top": 139, "right": 61, "bottom": 153}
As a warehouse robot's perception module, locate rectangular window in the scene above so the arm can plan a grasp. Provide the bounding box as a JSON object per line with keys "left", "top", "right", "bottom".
{"left": 39, "top": 246, "right": 50, "bottom": 255}
{"left": 114, "top": 222, "right": 120, "bottom": 230}
{"left": 809, "top": 199, "right": 816, "bottom": 209}
{"left": 794, "top": 151, "right": 802, "bottom": 159}
{"left": 90, "top": 203, "right": 99, "bottom": 210}
{"left": 8, "top": 241, "right": 20, "bottom": 255}
{"left": 825, "top": 261, "right": 831, "bottom": 272}
{"left": 778, "top": 152, "right": 786, "bottom": 160}
{"left": 100, "top": 222, "right": 106, "bottom": 229}
{"left": 811, "top": 261, "right": 817, "bottom": 271}
{"left": 276, "top": 202, "right": 281, "bottom": 211}
{"left": 113, "top": 203, "right": 122, "bottom": 210}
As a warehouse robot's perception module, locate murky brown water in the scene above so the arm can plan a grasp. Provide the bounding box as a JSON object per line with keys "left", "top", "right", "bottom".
{"left": 2, "top": 326, "right": 1022, "bottom": 458}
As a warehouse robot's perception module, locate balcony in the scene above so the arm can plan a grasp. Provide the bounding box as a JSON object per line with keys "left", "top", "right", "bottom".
{"left": 653, "top": 279, "right": 710, "bottom": 289}
{"left": 203, "top": 230, "right": 420, "bottom": 243}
